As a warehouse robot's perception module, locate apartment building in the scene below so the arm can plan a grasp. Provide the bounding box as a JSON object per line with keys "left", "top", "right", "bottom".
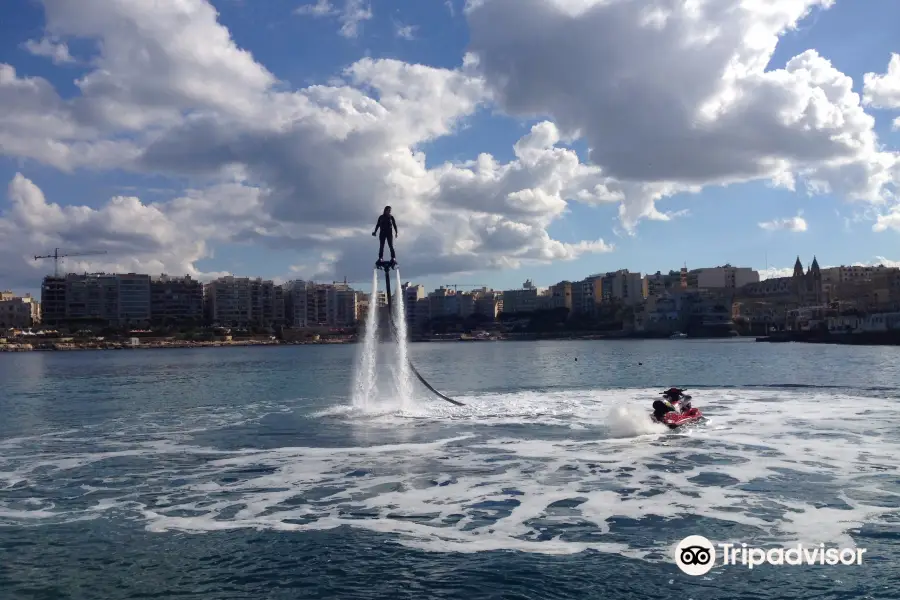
{"left": 357, "top": 293, "right": 371, "bottom": 325}
{"left": 116, "top": 273, "right": 152, "bottom": 324}
{"left": 457, "top": 293, "right": 475, "bottom": 318}
{"left": 285, "top": 280, "right": 327, "bottom": 327}
{"left": 284, "top": 280, "right": 359, "bottom": 328}
{"left": 819, "top": 265, "right": 900, "bottom": 307}
{"left": 403, "top": 284, "right": 426, "bottom": 326}
{"left": 327, "top": 284, "right": 359, "bottom": 327}
{"left": 547, "top": 281, "right": 573, "bottom": 310}
{"left": 204, "top": 276, "right": 253, "bottom": 326}
{"left": 65, "top": 274, "right": 118, "bottom": 324}
{"left": 284, "top": 280, "right": 312, "bottom": 327}
{"left": 150, "top": 275, "right": 204, "bottom": 324}
{"left": 599, "top": 270, "right": 643, "bottom": 305}
{"left": 501, "top": 280, "right": 542, "bottom": 314}
{"left": 643, "top": 270, "right": 684, "bottom": 297}
{"left": 251, "top": 278, "right": 286, "bottom": 327}
{"left": 687, "top": 265, "right": 759, "bottom": 289}
{"left": 39, "top": 277, "right": 66, "bottom": 326}
{"left": 0, "top": 291, "right": 41, "bottom": 328}
{"left": 428, "top": 287, "right": 461, "bottom": 319}
{"left": 413, "top": 298, "right": 431, "bottom": 328}
{"left": 828, "top": 269, "right": 900, "bottom": 309}
{"left": 205, "top": 276, "right": 286, "bottom": 328}
{"left": 474, "top": 291, "right": 501, "bottom": 319}
{"left": 40, "top": 273, "right": 151, "bottom": 326}
{"left": 571, "top": 276, "right": 602, "bottom": 315}
{"left": 821, "top": 264, "right": 896, "bottom": 283}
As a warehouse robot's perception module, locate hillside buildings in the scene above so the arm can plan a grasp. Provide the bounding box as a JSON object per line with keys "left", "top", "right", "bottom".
{"left": 740, "top": 258, "right": 820, "bottom": 303}
{"left": 20, "top": 254, "right": 900, "bottom": 336}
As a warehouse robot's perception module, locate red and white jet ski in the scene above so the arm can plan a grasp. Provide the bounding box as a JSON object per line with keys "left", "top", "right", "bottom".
{"left": 651, "top": 388, "right": 704, "bottom": 429}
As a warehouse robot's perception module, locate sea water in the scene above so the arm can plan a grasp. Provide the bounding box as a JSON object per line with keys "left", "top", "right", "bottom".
{"left": 0, "top": 340, "right": 898, "bottom": 599}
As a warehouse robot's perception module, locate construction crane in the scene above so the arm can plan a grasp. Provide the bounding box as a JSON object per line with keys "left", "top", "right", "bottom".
{"left": 332, "top": 278, "right": 369, "bottom": 286}
{"left": 442, "top": 284, "right": 490, "bottom": 291}
{"left": 34, "top": 248, "right": 109, "bottom": 277}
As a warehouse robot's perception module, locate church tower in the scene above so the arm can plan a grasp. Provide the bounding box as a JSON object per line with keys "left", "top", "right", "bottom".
{"left": 810, "top": 256, "right": 822, "bottom": 303}
{"left": 792, "top": 256, "right": 806, "bottom": 302}
{"left": 793, "top": 256, "right": 804, "bottom": 278}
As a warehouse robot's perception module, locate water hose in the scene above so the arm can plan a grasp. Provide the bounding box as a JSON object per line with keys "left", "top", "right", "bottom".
{"left": 378, "top": 264, "right": 465, "bottom": 407}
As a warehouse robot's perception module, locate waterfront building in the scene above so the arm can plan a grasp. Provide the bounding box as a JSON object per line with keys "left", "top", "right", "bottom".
{"left": 150, "top": 275, "right": 204, "bottom": 325}
{"left": 0, "top": 291, "right": 41, "bottom": 328}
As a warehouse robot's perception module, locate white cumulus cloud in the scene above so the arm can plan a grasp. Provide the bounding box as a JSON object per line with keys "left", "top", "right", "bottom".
{"left": 864, "top": 53, "right": 900, "bottom": 109}
{"left": 21, "top": 37, "right": 74, "bottom": 64}
{"left": 0, "top": 0, "right": 898, "bottom": 290}
{"left": 295, "top": 0, "right": 373, "bottom": 38}
{"left": 0, "top": 0, "right": 616, "bottom": 287}
{"left": 864, "top": 53, "right": 900, "bottom": 130}
{"left": 873, "top": 206, "right": 900, "bottom": 233}
{"left": 464, "top": 0, "right": 899, "bottom": 224}
{"left": 759, "top": 214, "right": 808, "bottom": 232}
{"left": 0, "top": 173, "right": 229, "bottom": 285}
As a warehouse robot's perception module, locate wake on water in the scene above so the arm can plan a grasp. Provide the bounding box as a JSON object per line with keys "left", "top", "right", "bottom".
{"left": 3, "top": 387, "right": 897, "bottom": 562}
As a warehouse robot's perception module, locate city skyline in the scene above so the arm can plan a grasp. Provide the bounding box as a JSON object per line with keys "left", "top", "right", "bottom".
{"left": 5, "top": 253, "right": 900, "bottom": 301}
{"left": 1, "top": 1, "right": 900, "bottom": 296}
{"left": 5, "top": 259, "right": 899, "bottom": 333}
{"left": 1, "top": 258, "right": 893, "bottom": 331}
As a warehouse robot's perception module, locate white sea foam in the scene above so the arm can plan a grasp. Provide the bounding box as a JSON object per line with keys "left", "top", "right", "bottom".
{"left": 1, "top": 388, "right": 897, "bottom": 559}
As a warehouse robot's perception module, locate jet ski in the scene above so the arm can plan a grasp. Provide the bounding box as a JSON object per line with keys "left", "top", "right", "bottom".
{"left": 651, "top": 388, "right": 704, "bottom": 429}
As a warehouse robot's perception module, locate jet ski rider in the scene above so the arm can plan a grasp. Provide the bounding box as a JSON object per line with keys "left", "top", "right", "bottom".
{"left": 653, "top": 387, "right": 690, "bottom": 421}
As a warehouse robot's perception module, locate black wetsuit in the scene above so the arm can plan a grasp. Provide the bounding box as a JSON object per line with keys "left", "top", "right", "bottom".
{"left": 653, "top": 399, "right": 676, "bottom": 420}
{"left": 654, "top": 390, "right": 686, "bottom": 420}
{"left": 375, "top": 214, "right": 397, "bottom": 260}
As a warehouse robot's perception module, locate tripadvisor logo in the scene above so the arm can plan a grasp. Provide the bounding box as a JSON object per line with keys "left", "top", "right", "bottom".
{"left": 674, "top": 535, "right": 867, "bottom": 576}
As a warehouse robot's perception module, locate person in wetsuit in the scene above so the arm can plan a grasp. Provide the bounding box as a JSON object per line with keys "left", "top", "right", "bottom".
{"left": 653, "top": 388, "right": 690, "bottom": 421}
{"left": 663, "top": 387, "right": 686, "bottom": 401}
{"left": 372, "top": 205, "right": 398, "bottom": 261}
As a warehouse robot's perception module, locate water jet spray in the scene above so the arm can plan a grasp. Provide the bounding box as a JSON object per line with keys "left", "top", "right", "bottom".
{"left": 375, "top": 259, "right": 464, "bottom": 407}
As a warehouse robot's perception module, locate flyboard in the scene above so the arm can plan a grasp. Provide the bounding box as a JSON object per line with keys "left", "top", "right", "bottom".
{"left": 376, "top": 259, "right": 465, "bottom": 407}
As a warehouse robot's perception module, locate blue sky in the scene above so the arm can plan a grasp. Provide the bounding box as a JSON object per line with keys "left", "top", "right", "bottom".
{"left": 1, "top": 0, "right": 899, "bottom": 296}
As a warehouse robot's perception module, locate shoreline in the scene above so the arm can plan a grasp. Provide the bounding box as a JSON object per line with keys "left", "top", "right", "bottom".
{"left": 3, "top": 333, "right": 744, "bottom": 352}
{"left": 6, "top": 330, "right": 898, "bottom": 352}
{"left": 0, "top": 340, "right": 302, "bottom": 352}
{"left": 755, "top": 330, "right": 900, "bottom": 346}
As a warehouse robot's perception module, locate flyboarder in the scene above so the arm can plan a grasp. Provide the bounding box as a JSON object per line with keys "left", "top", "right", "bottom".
{"left": 367, "top": 209, "right": 464, "bottom": 407}
{"left": 373, "top": 205, "right": 398, "bottom": 268}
